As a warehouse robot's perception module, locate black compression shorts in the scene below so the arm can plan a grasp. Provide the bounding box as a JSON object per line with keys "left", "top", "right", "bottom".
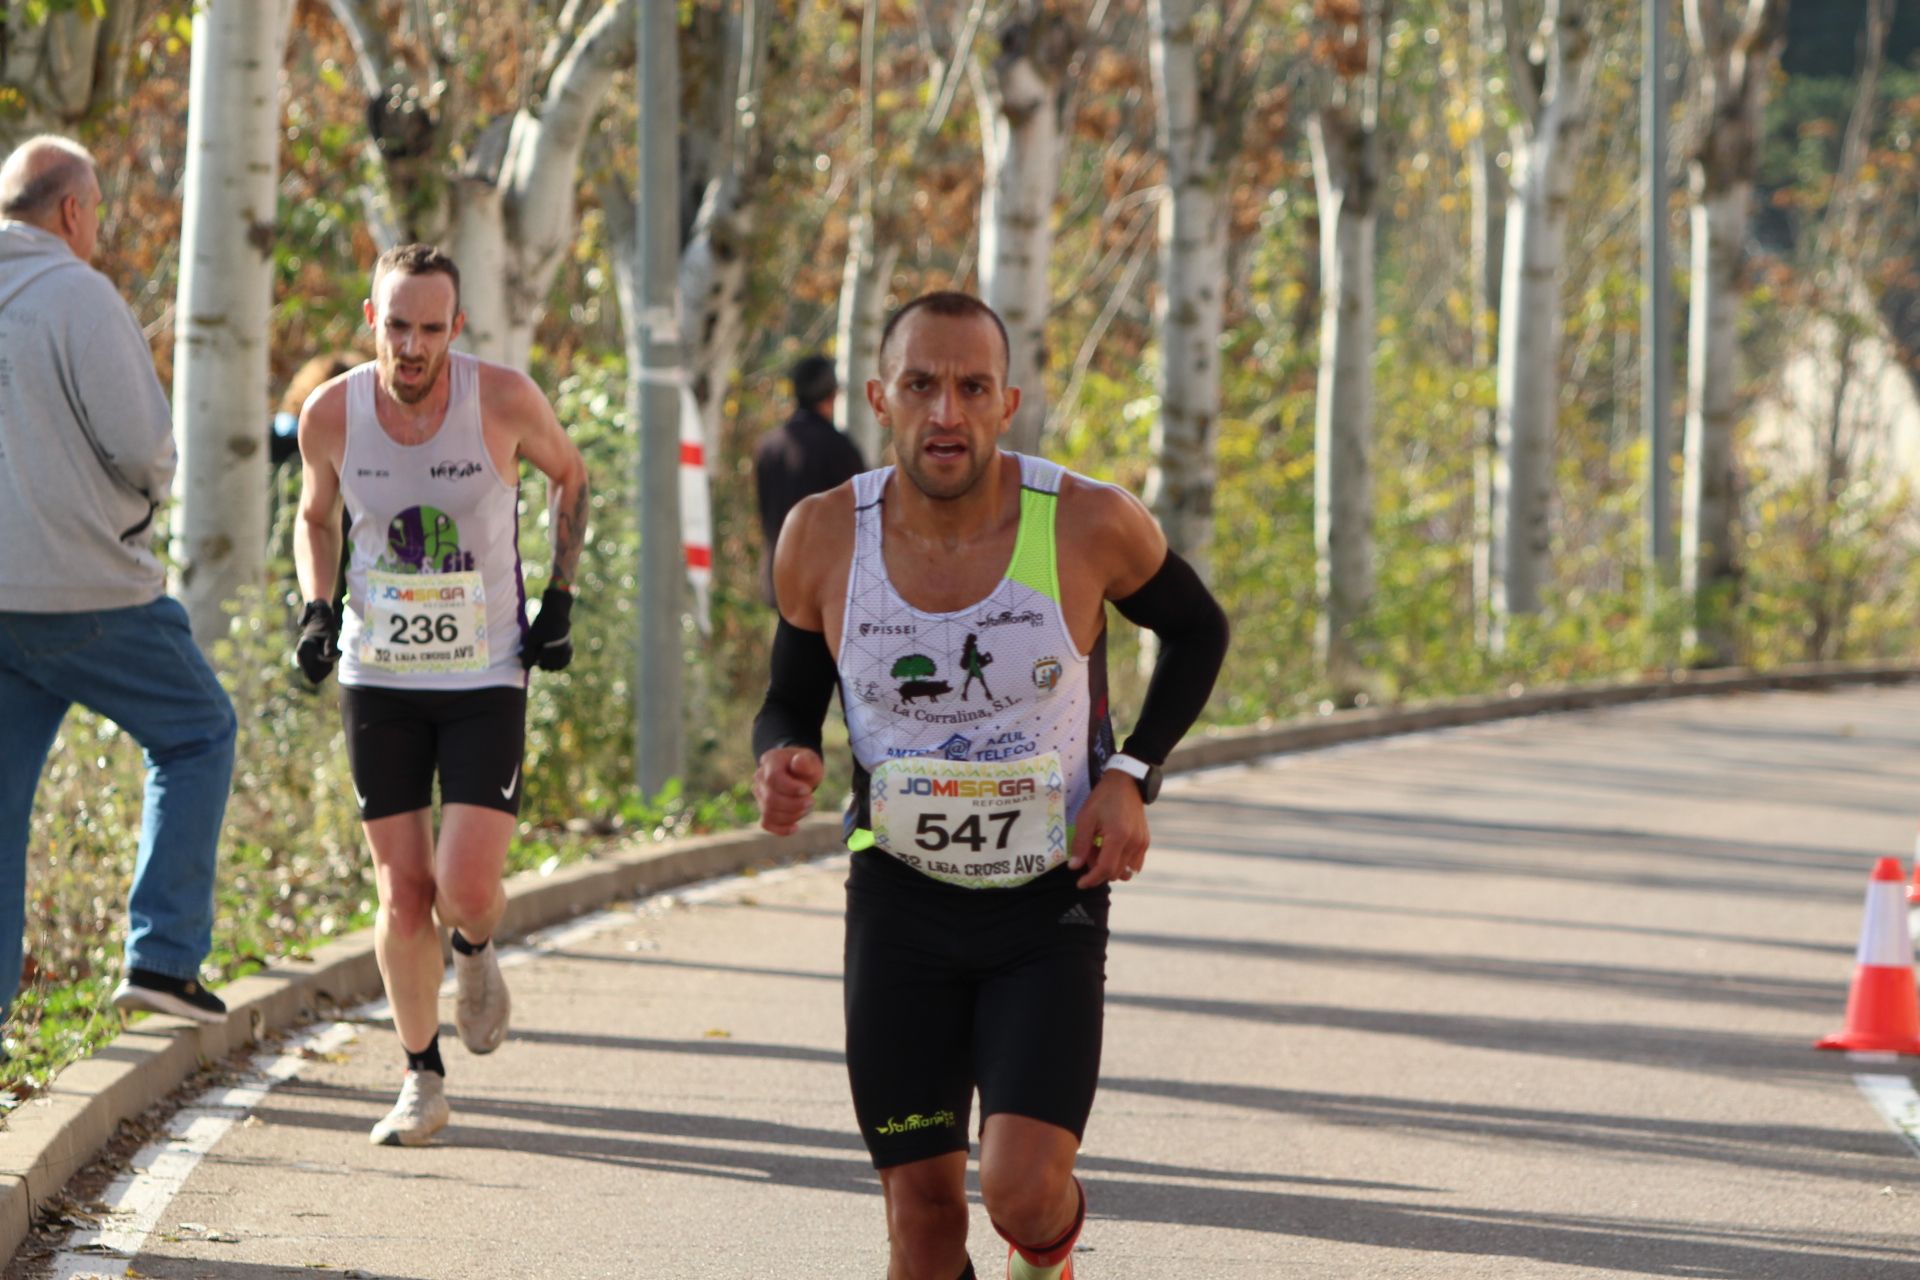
{"left": 338, "top": 684, "right": 527, "bottom": 821}
{"left": 844, "top": 849, "right": 1110, "bottom": 1169}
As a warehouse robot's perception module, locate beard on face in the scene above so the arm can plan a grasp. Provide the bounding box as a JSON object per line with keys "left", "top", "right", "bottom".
{"left": 897, "top": 437, "right": 994, "bottom": 502}
{"left": 378, "top": 345, "right": 443, "bottom": 406}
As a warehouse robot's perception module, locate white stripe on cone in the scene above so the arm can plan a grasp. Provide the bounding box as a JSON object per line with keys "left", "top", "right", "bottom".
{"left": 1818, "top": 857, "right": 1920, "bottom": 1054}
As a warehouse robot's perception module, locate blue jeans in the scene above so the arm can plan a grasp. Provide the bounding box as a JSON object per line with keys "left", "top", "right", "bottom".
{"left": 0, "top": 597, "right": 235, "bottom": 1014}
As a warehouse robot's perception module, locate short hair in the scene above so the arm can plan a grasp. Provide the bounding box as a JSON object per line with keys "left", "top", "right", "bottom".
{"left": 790, "top": 355, "right": 837, "bottom": 407}
{"left": 0, "top": 136, "right": 94, "bottom": 222}
{"left": 877, "top": 292, "right": 1011, "bottom": 379}
{"left": 372, "top": 242, "right": 461, "bottom": 314}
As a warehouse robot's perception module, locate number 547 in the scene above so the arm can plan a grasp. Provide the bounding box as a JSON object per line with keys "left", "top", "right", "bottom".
{"left": 914, "top": 811, "right": 1017, "bottom": 852}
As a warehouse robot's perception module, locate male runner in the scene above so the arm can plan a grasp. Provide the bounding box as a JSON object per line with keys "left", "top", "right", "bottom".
{"left": 291, "top": 244, "right": 588, "bottom": 1146}
{"left": 751, "top": 292, "right": 1229, "bottom": 1279}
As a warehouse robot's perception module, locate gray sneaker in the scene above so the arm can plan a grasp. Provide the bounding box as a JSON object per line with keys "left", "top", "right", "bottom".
{"left": 369, "top": 1070, "right": 449, "bottom": 1147}
{"left": 453, "top": 941, "right": 510, "bottom": 1055}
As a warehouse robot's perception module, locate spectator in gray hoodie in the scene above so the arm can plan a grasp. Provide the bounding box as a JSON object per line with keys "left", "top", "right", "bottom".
{"left": 0, "top": 135, "right": 234, "bottom": 1028}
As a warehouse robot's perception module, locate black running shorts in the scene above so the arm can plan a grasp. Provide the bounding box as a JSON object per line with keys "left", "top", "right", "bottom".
{"left": 338, "top": 683, "right": 527, "bottom": 821}
{"left": 843, "top": 849, "right": 1110, "bottom": 1169}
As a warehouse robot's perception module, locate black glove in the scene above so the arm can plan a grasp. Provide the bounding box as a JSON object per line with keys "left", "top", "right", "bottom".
{"left": 521, "top": 585, "right": 574, "bottom": 671}
{"left": 294, "top": 600, "right": 340, "bottom": 684}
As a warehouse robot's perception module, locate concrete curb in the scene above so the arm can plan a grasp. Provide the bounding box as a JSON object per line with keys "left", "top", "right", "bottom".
{"left": 2, "top": 657, "right": 1914, "bottom": 1263}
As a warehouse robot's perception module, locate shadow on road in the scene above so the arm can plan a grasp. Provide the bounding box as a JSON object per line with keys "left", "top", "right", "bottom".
{"left": 1099, "top": 1074, "right": 1916, "bottom": 1183}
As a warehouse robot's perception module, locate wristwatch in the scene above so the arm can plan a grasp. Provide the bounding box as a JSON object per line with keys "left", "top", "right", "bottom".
{"left": 1103, "top": 752, "right": 1163, "bottom": 804}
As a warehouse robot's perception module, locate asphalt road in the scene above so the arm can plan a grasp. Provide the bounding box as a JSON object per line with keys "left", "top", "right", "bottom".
{"left": 16, "top": 686, "right": 1920, "bottom": 1278}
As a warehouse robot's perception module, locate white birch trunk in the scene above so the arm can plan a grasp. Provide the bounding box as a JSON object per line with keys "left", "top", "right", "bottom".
{"left": 327, "top": 0, "right": 636, "bottom": 373}
{"left": 1308, "top": 108, "right": 1377, "bottom": 694}
{"left": 979, "top": 9, "right": 1070, "bottom": 455}
{"left": 1468, "top": 0, "right": 1507, "bottom": 641}
{"left": 1680, "top": 0, "right": 1785, "bottom": 664}
{"left": 0, "top": 0, "right": 141, "bottom": 150}
{"left": 679, "top": 0, "right": 769, "bottom": 460}
{"left": 1681, "top": 181, "right": 1748, "bottom": 658}
{"left": 1145, "top": 0, "right": 1227, "bottom": 583}
{"left": 1488, "top": 0, "right": 1595, "bottom": 651}
{"left": 835, "top": 213, "right": 898, "bottom": 465}
{"left": 679, "top": 177, "right": 754, "bottom": 457}
{"left": 445, "top": 175, "right": 514, "bottom": 363}
{"left": 170, "top": 0, "right": 290, "bottom": 643}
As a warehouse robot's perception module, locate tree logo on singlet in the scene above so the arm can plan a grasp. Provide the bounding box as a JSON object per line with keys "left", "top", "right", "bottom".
{"left": 891, "top": 653, "right": 950, "bottom": 704}
{"left": 959, "top": 633, "right": 994, "bottom": 701}
{"left": 382, "top": 504, "right": 475, "bottom": 574}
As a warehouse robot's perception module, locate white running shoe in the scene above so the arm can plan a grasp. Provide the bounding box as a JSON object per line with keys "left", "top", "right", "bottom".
{"left": 453, "top": 940, "right": 511, "bottom": 1055}
{"left": 369, "top": 1070, "right": 449, "bottom": 1147}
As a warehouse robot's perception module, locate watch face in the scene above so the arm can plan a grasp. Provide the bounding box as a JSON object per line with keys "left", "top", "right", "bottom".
{"left": 1140, "top": 766, "right": 1163, "bottom": 804}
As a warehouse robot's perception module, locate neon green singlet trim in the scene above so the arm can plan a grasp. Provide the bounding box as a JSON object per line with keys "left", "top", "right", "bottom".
{"left": 1006, "top": 485, "right": 1060, "bottom": 602}
{"left": 846, "top": 472, "right": 1062, "bottom": 856}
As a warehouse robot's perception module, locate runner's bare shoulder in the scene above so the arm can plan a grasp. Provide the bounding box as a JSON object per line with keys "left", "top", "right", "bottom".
{"left": 1058, "top": 471, "right": 1165, "bottom": 600}
{"left": 773, "top": 481, "right": 857, "bottom": 626}
{"left": 296, "top": 373, "right": 352, "bottom": 462}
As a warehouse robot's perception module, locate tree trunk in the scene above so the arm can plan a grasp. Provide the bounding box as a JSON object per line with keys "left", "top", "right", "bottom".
{"left": 0, "top": 0, "right": 141, "bottom": 150}
{"left": 835, "top": 211, "right": 898, "bottom": 465}
{"left": 979, "top": 6, "right": 1073, "bottom": 455}
{"left": 169, "top": 0, "right": 290, "bottom": 643}
{"left": 1489, "top": 0, "right": 1596, "bottom": 651}
{"left": 325, "top": 0, "right": 636, "bottom": 372}
{"left": 1468, "top": 0, "right": 1508, "bottom": 643}
{"left": 630, "top": 0, "right": 685, "bottom": 795}
{"left": 1680, "top": 0, "right": 1786, "bottom": 664}
{"left": 1308, "top": 101, "right": 1378, "bottom": 697}
{"left": 1681, "top": 179, "right": 1750, "bottom": 661}
{"left": 1146, "top": 0, "right": 1228, "bottom": 583}
{"left": 679, "top": 0, "right": 770, "bottom": 459}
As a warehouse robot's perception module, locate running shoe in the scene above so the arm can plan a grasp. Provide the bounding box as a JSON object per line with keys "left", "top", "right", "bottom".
{"left": 110, "top": 969, "right": 228, "bottom": 1025}
{"left": 369, "top": 1070, "right": 449, "bottom": 1147}
{"left": 453, "top": 940, "right": 511, "bottom": 1054}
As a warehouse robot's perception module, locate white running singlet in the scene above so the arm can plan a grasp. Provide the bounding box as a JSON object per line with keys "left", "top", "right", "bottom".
{"left": 838, "top": 454, "right": 1116, "bottom": 889}
{"left": 337, "top": 354, "right": 527, "bottom": 692}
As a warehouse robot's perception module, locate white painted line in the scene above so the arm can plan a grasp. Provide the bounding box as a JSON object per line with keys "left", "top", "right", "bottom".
{"left": 44, "top": 1019, "right": 361, "bottom": 1278}
{"left": 1853, "top": 1070, "right": 1920, "bottom": 1159}
{"left": 33, "top": 857, "right": 839, "bottom": 1275}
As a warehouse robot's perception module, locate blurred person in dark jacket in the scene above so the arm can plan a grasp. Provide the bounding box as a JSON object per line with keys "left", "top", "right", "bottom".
{"left": 753, "top": 355, "right": 864, "bottom": 603}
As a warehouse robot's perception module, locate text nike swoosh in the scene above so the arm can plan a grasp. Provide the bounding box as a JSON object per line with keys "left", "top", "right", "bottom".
{"left": 502, "top": 766, "right": 519, "bottom": 799}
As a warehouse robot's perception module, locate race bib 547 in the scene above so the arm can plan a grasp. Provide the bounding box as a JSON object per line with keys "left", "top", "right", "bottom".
{"left": 870, "top": 752, "right": 1067, "bottom": 889}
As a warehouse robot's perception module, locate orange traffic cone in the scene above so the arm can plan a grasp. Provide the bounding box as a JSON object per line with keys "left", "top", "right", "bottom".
{"left": 1818, "top": 857, "right": 1920, "bottom": 1054}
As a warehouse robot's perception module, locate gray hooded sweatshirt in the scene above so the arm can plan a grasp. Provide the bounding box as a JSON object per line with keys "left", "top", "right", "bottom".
{"left": 0, "top": 220, "right": 176, "bottom": 611}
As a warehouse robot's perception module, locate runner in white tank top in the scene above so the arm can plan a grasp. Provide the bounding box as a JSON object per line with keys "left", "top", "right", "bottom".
{"left": 749, "top": 293, "right": 1227, "bottom": 1280}
{"left": 336, "top": 352, "right": 526, "bottom": 691}
{"left": 290, "top": 245, "right": 590, "bottom": 1149}
{"left": 838, "top": 454, "right": 1108, "bottom": 888}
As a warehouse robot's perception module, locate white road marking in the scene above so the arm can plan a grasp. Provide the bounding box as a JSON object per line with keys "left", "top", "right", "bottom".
{"left": 1852, "top": 1065, "right": 1920, "bottom": 1159}
{"left": 33, "top": 856, "right": 837, "bottom": 1276}
{"left": 44, "top": 1019, "right": 361, "bottom": 1279}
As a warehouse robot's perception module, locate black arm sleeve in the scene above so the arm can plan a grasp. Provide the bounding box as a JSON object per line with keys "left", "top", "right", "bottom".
{"left": 1111, "top": 550, "right": 1230, "bottom": 764}
{"left": 751, "top": 618, "right": 841, "bottom": 758}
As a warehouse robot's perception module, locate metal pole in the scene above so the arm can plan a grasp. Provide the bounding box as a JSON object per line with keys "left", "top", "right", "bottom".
{"left": 1643, "top": 0, "right": 1674, "bottom": 583}
{"left": 634, "top": 0, "right": 685, "bottom": 796}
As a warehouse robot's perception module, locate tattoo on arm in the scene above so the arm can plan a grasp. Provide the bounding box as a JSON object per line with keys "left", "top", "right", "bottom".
{"left": 552, "top": 476, "right": 589, "bottom": 583}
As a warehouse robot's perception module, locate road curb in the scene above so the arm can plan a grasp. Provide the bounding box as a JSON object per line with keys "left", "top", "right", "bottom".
{"left": 2, "top": 657, "right": 1913, "bottom": 1263}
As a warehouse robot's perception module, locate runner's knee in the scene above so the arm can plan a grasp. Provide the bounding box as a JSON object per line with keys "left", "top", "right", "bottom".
{"left": 435, "top": 875, "right": 498, "bottom": 927}
{"left": 376, "top": 874, "right": 437, "bottom": 933}
{"left": 979, "top": 1169, "right": 1069, "bottom": 1245}
{"left": 885, "top": 1183, "right": 968, "bottom": 1255}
